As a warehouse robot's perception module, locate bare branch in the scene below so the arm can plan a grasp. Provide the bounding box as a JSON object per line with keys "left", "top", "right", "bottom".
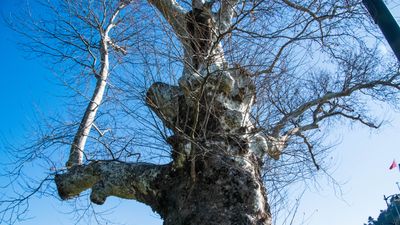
{"left": 296, "top": 133, "right": 320, "bottom": 170}
{"left": 271, "top": 78, "right": 400, "bottom": 137}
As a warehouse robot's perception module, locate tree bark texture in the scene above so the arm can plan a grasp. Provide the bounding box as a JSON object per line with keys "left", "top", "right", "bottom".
{"left": 56, "top": 152, "right": 271, "bottom": 225}
{"left": 158, "top": 153, "right": 271, "bottom": 225}
{"left": 56, "top": 63, "right": 273, "bottom": 224}
{"left": 56, "top": 1, "right": 277, "bottom": 224}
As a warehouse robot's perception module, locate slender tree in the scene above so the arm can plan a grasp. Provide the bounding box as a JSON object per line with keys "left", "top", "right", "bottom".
{"left": 2, "top": 0, "right": 400, "bottom": 224}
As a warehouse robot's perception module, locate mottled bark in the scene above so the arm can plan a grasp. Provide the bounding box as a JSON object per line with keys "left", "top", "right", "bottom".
{"left": 56, "top": 150, "right": 271, "bottom": 225}
{"left": 56, "top": 161, "right": 167, "bottom": 208}
{"left": 146, "top": 61, "right": 275, "bottom": 224}
{"left": 57, "top": 1, "right": 279, "bottom": 224}
{"left": 159, "top": 150, "right": 271, "bottom": 225}
{"left": 57, "top": 63, "right": 276, "bottom": 224}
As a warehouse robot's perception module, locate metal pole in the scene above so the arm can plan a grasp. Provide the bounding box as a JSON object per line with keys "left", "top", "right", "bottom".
{"left": 362, "top": 0, "right": 400, "bottom": 61}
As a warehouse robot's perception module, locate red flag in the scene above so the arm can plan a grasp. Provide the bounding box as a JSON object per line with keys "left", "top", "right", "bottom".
{"left": 389, "top": 160, "right": 397, "bottom": 170}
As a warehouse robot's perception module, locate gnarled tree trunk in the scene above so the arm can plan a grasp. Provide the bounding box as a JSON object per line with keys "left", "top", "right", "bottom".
{"left": 55, "top": 1, "right": 283, "bottom": 224}
{"left": 10, "top": 0, "right": 400, "bottom": 224}
{"left": 56, "top": 62, "right": 274, "bottom": 225}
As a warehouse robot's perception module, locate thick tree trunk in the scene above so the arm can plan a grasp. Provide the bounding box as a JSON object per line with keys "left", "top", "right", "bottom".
{"left": 145, "top": 62, "right": 273, "bottom": 224}
{"left": 56, "top": 2, "right": 277, "bottom": 224}
{"left": 56, "top": 63, "right": 274, "bottom": 224}
{"left": 158, "top": 152, "right": 271, "bottom": 225}
{"left": 56, "top": 151, "right": 271, "bottom": 225}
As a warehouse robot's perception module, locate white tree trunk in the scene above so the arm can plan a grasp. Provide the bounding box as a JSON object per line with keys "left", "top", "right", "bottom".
{"left": 66, "top": 39, "right": 110, "bottom": 167}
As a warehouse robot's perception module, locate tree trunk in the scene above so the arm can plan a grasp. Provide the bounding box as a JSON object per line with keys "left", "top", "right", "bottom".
{"left": 56, "top": 63, "right": 273, "bottom": 224}
{"left": 56, "top": 2, "right": 276, "bottom": 224}
{"left": 56, "top": 148, "right": 272, "bottom": 225}
{"left": 157, "top": 152, "right": 271, "bottom": 225}
{"left": 145, "top": 62, "right": 273, "bottom": 224}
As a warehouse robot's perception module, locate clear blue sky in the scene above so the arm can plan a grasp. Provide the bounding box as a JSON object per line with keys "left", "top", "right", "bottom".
{"left": 0, "top": 1, "right": 400, "bottom": 225}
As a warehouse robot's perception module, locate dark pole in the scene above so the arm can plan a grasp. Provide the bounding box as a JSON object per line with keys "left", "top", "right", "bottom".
{"left": 362, "top": 0, "right": 400, "bottom": 61}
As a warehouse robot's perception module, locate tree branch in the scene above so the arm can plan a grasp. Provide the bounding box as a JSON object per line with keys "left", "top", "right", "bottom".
{"left": 55, "top": 161, "right": 169, "bottom": 207}
{"left": 218, "top": 0, "right": 240, "bottom": 33}
{"left": 296, "top": 133, "right": 320, "bottom": 170}
{"left": 148, "top": 0, "right": 187, "bottom": 38}
{"left": 271, "top": 78, "right": 400, "bottom": 137}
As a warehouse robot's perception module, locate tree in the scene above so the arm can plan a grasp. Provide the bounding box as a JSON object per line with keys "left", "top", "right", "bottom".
{"left": 365, "top": 194, "right": 400, "bottom": 225}
{"left": 1, "top": 0, "right": 400, "bottom": 224}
